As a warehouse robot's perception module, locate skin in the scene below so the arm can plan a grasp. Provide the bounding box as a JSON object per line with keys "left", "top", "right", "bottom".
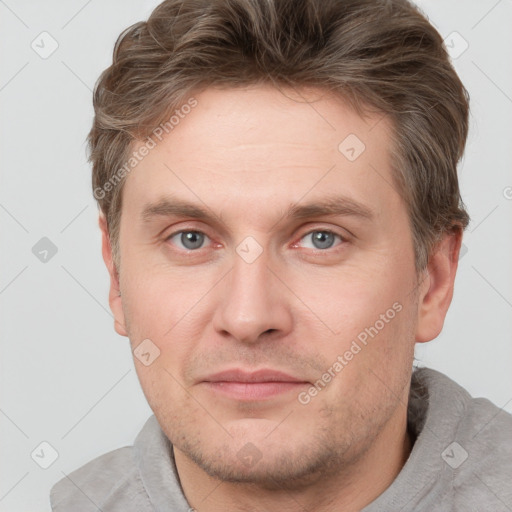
{"left": 99, "top": 84, "right": 462, "bottom": 512}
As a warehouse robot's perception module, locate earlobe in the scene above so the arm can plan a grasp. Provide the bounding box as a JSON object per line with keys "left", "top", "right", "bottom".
{"left": 98, "top": 213, "right": 128, "bottom": 337}
{"left": 415, "top": 229, "right": 462, "bottom": 343}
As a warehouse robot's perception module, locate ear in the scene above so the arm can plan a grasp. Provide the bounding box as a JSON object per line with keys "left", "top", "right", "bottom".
{"left": 415, "top": 228, "right": 463, "bottom": 343}
{"left": 99, "top": 213, "right": 128, "bottom": 337}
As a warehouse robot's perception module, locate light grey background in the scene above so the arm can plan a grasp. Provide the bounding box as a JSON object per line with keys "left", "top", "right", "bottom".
{"left": 0, "top": 0, "right": 511, "bottom": 510}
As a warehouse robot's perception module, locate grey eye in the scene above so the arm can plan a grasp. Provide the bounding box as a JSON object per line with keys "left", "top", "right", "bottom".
{"left": 301, "top": 231, "right": 341, "bottom": 250}
{"left": 169, "top": 231, "right": 208, "bottom": 250}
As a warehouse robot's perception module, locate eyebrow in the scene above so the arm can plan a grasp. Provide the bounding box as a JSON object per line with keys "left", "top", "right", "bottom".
{"left": 140, "top": 194, "right": 374, "bottom": 225}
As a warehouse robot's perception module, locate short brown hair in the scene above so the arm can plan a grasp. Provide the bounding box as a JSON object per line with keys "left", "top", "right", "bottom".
{"left": 89, "top": 0, "right": 470, "bottom": 272}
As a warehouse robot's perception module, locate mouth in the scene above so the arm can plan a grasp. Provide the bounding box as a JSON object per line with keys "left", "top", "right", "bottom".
{"left": 201, "top": 368, "right": 310, "bottom": 401}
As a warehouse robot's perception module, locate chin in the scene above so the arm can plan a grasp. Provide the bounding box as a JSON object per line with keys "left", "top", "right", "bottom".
{"left": 175, "top": 427, "right": 351, "bottom": 491}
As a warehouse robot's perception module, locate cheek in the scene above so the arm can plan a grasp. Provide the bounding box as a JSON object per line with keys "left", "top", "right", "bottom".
{"left": 290, "top": 264, "right": 417, "bottom": 393}
{"left": 121, "top": 262, "right": 206, "bottom": 338}
{"left": 121, "top": 265, "right": 216, "bottom": 392}
{"left": 289, "top": 265, "right": 409, "bottom": 340}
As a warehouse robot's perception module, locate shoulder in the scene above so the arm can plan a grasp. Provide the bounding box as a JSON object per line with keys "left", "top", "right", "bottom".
{"left": 414, "top": 367, "right": 512, "bottom": 446}
{"left": 454, "top": 390, "right": 512, "bottom": 508}
{"left": 415, "top": 368, "right": 512, "bottom": 509}
{"left": 50, "top": 415, "right": 188, "bottom": 511}
{"left": 50, "top": 445, "right": 152, "bottom": 511}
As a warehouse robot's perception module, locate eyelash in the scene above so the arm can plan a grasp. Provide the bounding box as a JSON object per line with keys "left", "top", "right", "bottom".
{"left": 164, "top": 228, "right": 346, "bottom": 254}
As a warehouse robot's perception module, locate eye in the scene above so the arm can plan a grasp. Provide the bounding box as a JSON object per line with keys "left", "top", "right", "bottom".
{"left": 298, "top": 230, "right": 344, "bottom": 250}
{"left": 166, "top": 230, "right": 210, "bottom": 251}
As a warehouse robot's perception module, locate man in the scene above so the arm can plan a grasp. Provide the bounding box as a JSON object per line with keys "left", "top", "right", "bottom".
{"left": 50, "top": 0, "right": 512, "bottom": 510}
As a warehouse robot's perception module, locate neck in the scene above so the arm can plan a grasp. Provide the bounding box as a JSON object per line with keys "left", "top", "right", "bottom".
{"left": 174, "top": 403, "right": 412, "bottom": 512}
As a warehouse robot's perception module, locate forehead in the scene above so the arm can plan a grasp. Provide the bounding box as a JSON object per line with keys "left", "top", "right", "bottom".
{"left": 122, "top": 85, "right": 398, "bottom": 221}
{"left": 149, "top": 85, "right": 389, "bottom": 161}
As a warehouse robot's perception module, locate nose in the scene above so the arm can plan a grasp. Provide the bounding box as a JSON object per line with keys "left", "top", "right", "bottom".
{"left": 212, "top": 247, "right": 293, "bottom": 344}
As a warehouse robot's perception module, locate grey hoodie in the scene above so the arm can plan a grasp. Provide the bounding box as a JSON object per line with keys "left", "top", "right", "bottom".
{"left": 50, "top": 368, "right": 512, "bottom": 511}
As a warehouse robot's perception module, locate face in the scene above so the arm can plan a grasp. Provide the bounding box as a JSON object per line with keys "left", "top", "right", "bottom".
{"left": 102, "top": 85, "right": 443, "bottom": 488}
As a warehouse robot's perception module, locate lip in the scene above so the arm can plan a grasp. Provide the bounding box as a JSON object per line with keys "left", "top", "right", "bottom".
{"left": 201, "top": 369, "right": 310, "bottom": 401}
{"left": 204, "top": 368, "right": 307, "bottom": 383}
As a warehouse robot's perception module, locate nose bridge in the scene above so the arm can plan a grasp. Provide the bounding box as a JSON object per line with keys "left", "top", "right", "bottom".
{"left": 212, "top": 244, "right": 291, "bottom": 343}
